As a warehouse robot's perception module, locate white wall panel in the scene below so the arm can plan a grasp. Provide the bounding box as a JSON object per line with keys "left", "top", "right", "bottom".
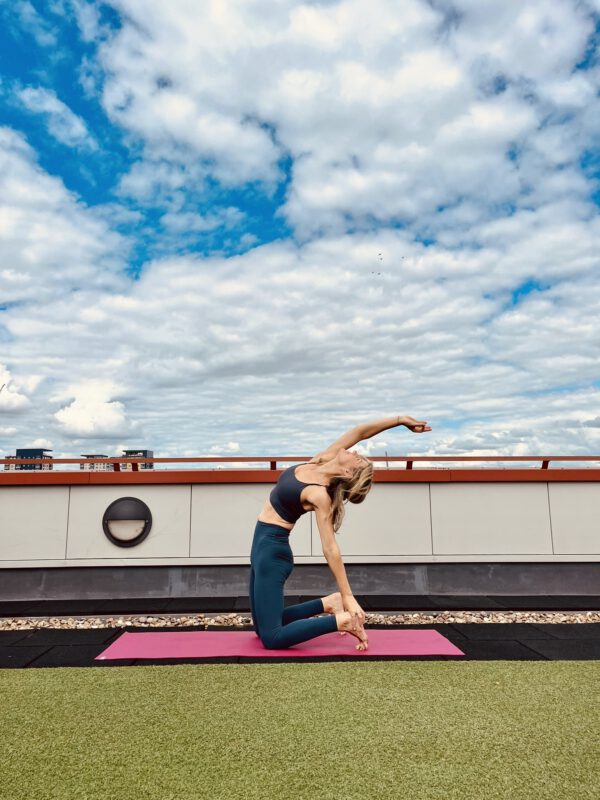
{"left": 3, "top": 480, "right": 600, "bottom": 566}
{"left": 549, "top": 483, "right": 600, "bottom": 554}
{"left": 321, "top": 483, "right": 432, "bottom": 556}
{"left": 0, "top": 487, "right": 69, "bottom": 560}
{"left": 191, "top": 484, "right": 312, "bottom": 557}
{"left": 431, "top": 483, "right": 552, "bottom": 554}
{"left": 67, "top": 486, "right": 191, "bottom": 558}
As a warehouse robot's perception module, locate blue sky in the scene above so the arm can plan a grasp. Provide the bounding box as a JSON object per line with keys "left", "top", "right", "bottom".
{"left": 1, "top": 0, "right": 600, "bottom": 461}
{"left": 0, "top": 1, "right": 294, "bottom": 273}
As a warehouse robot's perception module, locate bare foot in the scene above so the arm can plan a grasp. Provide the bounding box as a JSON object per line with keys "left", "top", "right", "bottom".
{"left": 322, "top": 591, "right": 344, "bottom": 615}
{"left": 322, "top": 592, "right": 349, "bottom": 637}
{"left": 335, "top": 611, "right": 369, "bottom": 651}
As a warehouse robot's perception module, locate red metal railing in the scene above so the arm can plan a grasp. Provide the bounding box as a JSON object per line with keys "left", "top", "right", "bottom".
{"left": 1, "top": 455, "right": 600, "bottom": 470}
{"left": 2, "top": 455, "right": 599, "bottom": 485}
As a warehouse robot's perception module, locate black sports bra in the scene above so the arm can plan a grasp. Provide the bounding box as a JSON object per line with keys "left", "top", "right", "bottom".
{"left": 269, "top": 463, "right": 328, "bottom": 524}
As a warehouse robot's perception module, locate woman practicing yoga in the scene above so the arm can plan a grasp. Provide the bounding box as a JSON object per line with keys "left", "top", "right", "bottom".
{"left": 250, "top": 414, "right": 432, "bottom": 651}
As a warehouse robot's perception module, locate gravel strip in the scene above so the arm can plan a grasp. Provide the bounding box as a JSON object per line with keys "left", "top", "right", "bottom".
{"left": 1, "top": 610, "right": 598, "bottom": 630}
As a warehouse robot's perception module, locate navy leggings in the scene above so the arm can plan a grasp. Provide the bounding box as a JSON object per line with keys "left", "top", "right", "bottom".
{"left": 249, "top": 520, "right": 338, "bottom": 649}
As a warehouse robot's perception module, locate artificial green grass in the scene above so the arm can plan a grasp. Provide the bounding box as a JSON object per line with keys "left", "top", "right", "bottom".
{"left": 1, "top": 662, "right": 598, "bottom": 800}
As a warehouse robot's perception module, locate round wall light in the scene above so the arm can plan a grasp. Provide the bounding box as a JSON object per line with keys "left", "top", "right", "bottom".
{"left": 102, "top": 497, "right": 152, "bottom": 548}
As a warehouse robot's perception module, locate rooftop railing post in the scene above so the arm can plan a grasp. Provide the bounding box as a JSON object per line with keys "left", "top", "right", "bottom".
{"left": 406, "top": 460, "right": 413, "bottom": 469}
{"left": 541, "top": 460, "right": 550, "bottom": 469}
{"left": 270, "top": 460, "right": 277, "bottom": 470}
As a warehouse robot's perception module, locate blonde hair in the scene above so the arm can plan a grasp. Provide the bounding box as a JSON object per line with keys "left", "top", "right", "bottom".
{"left": 328, "top": 459, "right": 374, "bottom": 533}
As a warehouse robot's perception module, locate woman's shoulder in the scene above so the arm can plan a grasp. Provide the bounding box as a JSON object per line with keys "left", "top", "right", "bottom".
{"left": 303, "top": 483, "right": 332, "bottom": 512}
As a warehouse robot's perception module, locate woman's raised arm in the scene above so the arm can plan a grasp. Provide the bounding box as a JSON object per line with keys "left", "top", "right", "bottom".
{"left": 361, "top": 415, "right": 431, "bottom": 438}
{"left": 309, "top": 416, "right": 431, "bottom": 463}
{"left": 312, "top": 424, "right": 367, "bottom": 460}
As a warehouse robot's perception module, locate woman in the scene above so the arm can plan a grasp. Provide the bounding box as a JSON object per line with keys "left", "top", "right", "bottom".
{"left": 250, "top": 414, "right": 432, "bottom": 651}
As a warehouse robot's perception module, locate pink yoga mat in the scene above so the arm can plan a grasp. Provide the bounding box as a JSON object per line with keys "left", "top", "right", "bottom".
{"left": 95, "top": 629, "right": 464, "bottom": 660}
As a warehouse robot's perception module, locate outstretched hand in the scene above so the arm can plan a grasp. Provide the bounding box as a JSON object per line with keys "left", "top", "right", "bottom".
{"left": 401, "top": 416, "right": 432, "bottom": 433}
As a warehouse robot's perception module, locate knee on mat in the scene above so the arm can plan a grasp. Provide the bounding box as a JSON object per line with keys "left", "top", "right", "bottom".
{"left": 260, "top": 630, "right": 284, "bottom": 650}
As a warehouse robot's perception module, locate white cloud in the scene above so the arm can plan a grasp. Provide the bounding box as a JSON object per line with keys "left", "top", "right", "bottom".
{"left": 14, "top": 1, "right": 57, "bottom": 47}
{"left": 0, "top": 127, "right": 127, "bottom": 305}
{"left": 30, "top": 437, "right": 53, "bottom": 449}
{"left": 117, "top": 158, "right": 207, "bottom": 204}
{"left": 449, "top": 0, "right": 593, "bottom": 82}
{"left": 0, "top": 427, "right": 18, "bottom": 436}
{"left": 4, "top": 214, "right": 600, "bottom": 455}
{"left": 17, "top": 86, "right": 97, "bottom": 150}
{"left": 69, "top": 0, "right": 102, "bottom": 42}
{"left": 0, "top": 365, "right": 32, "bottom": 413}
{"left": 53, "top": 379, "right": 133, "bottom": 437}
{"left": 90, "top": 0, "right": 597, "bottom": 238}
{"left": 208, "top": 441, "right": 241, "bottom": 453}
{"left": 160, "top": 207, "right": 245, "bottom": 233}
